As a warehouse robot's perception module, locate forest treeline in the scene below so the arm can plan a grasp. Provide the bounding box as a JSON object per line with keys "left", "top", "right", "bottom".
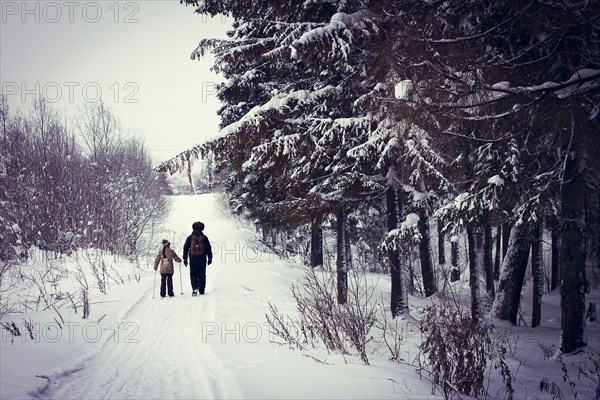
{"left": 156, "top": 1, "right": 600, "bottom": 354}
{"left": 0, "top": 97, "right": 169, "bottom": 258}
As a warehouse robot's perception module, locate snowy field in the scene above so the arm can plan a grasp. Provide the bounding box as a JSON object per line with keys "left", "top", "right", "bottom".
{"left": 1, "top": 193, "right": 599, "bottom": 399}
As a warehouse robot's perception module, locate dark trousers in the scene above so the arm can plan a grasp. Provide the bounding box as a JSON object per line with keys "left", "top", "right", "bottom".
{"left": 189, "top": 258, "right": 207, "bottom": 293}
{"left": 160, "top": 273, "right": 174, "bottom": 297}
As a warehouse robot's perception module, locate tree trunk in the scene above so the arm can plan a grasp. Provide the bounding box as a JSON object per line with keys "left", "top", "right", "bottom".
{"left": 417, "top": 211, "right": 437, "bottom": 297}
{"left": 261, "top": 225, "right": 268, "bottom": 243}
{"left": 271, "top": 227, "right": 277, "bottom": 248}
{"left": 467, "top": 226, "right": 482, "bottom": 321}
{"left": 551, "top": 222, "right": 560, "bottom": 291}
{"left": 310, "top": 217, "right": 323, "bottom": 268}
{"left": 345, "top": 215, "right": 353, "bottom": 272}
{"left": 408, "top": 256, "right": 416, "bottom": 295}
{"left": 559, "top": 126, "right": 587, "bottom": 353}
{"left": 437, "top": 221, "right": 446, "bottom": 265}
{"left": 491, "top": 224, "right": 531, "bottom": 324}
{"left": 206, "top": 153, "right": 214, "bottom": 188}
{"left": 397, "top": 190, "right": 409, "bottom": 304}
{"left": 186, "top": 158, "right": 195, "bottom": 195}
{"left": 450, "top": 236, "right": 459, "bottom": 282}
{"left": 502, "top": 222, "right": 511, "bottom": 259}
{"left": 336, "top": 208, "right": 348, "bottom": 305}
{"left": 484, "top": 224, "right": 495, "bottom": 297}
{"left": 494, "top": 224, "right": 502, "bottom": 281}
{"left": 386, "top": 188, "right": 407, "bottom": 317}
{"left": 532, "top": 223, "right": 543, "bottom": 328}
{"left": 584, "top": 181, "right": 600, "bottom": 289}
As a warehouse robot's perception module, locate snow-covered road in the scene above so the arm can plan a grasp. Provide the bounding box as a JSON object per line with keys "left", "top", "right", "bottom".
{"left": 3, "top": 193, "right": 598, "bottom": 400}
{"left": 19, "top": 193, "right": 431, "bottom": 400}
{"left": 41, "top": 194, "right": 243, "bottom": 399}
{"left": 43, "top": 282, "right": 241, "bottom": 399}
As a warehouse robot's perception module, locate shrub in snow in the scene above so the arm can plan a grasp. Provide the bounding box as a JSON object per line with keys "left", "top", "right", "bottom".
{"left": 539, "top": 352, "right": 600, "bottom": 400}
{"left": 419, "top": 304, "right": 492, "bottom": 398}
{"left": 1, "top": 320, "right": 21, "bottom": 337}
{"left": 375, "top": 303, "right": 419, "bottom": 363}
{"left": 266, "top": 268, "right": 377, "bottom": 364}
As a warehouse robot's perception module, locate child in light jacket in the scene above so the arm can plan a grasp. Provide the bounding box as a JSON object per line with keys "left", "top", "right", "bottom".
{"left": 154, "top": 239, "right": 182, "bottom": 297}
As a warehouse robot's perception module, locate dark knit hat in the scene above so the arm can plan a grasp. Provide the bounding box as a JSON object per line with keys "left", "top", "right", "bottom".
{"left": 192, "top": 221, "right": 205, "bottom": 231}
{"left": 161, "top": 239, "right": 170, "bottom": 246}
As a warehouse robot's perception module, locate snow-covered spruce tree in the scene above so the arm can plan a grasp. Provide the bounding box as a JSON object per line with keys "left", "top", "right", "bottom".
{"left": 337, "top": 2, "right": 488, "bottom": 308}
{"left": 262, "top": 4, "right": 414, "bottom": 313}
{"left": 382, "top": 0, "right": 600, "bottom": 352}
{"left": 353, "top": 123, "right": 450, "bottom": 300}
{"left": 175, "top": 2, "right": 600, "bottom": 332}
{"left": 356, "top": 72, "right": 474, "bottom": 306}
{"left": 156, "top": 10, "right": 313, "bottom": 246}
{"left": 269, "top": 3, "right": 451, "bottom": 306}
{"left": 429, "top": 137, "right": 519, "bottom": 320}
{"left": 178, "top": 1, "right": 388, "bottom": 304}
{"left": 177, "top": 1, "right": 457, "bottom": 312}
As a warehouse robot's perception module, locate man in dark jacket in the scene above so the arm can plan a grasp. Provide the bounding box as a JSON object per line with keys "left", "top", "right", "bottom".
{"left": 183, "top": 221, "right": 213, "bottom": 295}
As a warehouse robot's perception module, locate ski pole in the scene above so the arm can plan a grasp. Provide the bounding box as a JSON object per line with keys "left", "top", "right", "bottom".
{"left": 179, "top": 263, "right": 183, "bottom": 295}
{"left": 153, "top": 268, "right": 157, "bottom": 299}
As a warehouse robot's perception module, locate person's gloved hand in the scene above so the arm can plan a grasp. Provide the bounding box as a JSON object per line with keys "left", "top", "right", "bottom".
{"left": 207, "top": 258, "right": 212, "bottom": 266}
{"left": 154, "top": 266, "right": 157, "bottom": 271}
{"left": 184, "top": 259, "right": 188, "bottom": 267}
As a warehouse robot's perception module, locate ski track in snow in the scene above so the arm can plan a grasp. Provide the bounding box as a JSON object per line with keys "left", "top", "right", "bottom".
{"left": 37, "top": 195, "right": 242, "bottom": 400}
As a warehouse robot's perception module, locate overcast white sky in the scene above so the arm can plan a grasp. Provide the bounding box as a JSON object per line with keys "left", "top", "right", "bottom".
{"left": 0, "top": 0, "right": 230, "bottom": 164}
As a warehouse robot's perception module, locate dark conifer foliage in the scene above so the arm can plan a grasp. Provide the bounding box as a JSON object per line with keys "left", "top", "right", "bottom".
{"left": 375, "top": 0, "right": 599, "bottom": 351}
{"left": 161, "top": 0, "right": 600, "bottom": 351}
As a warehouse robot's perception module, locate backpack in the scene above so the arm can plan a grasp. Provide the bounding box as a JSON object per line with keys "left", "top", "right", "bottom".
{"left": 190, "top": 234, "right": 205, "bottom": 256}
{"left": 159, "top": 253, "right": 171, "bottom": 273}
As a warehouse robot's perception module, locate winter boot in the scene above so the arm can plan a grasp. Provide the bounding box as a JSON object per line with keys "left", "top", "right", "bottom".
{"left": 192, "top": 289, "right": 198, "bottom": 297}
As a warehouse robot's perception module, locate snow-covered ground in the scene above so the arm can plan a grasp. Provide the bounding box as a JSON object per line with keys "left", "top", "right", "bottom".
{"left": 1, "top": 193, "right": 598, "bottom": 399}
{"left": 1, "top": 194, "right": 437, "bottom": 399}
